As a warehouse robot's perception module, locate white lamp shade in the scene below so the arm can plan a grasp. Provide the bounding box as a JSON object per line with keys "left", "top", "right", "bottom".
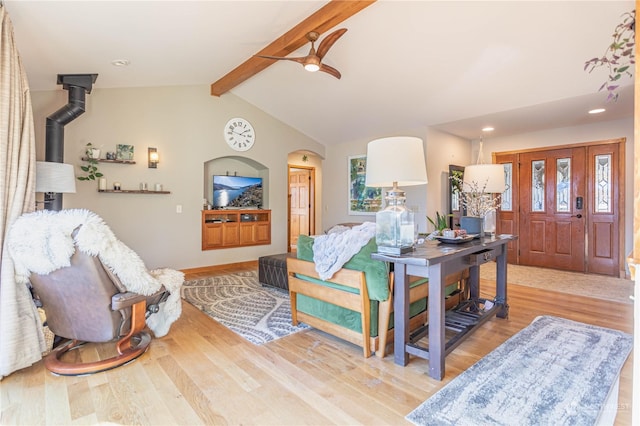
{"left": 36, "top": 161, "right": 77, "bottom": 193}
{"left": 463, "top": 164, "right": 506, "bottom": 193}
{"left": 365, "top": 136, "right": 428, "bottom": 187}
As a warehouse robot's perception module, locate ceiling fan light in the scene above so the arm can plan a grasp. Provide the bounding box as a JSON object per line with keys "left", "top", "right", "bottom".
{"left": 304, "top": 56, "right": 321, "bottom": 72}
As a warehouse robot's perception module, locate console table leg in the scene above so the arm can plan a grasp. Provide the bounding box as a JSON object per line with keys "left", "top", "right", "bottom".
{"left": 496, "top": 245, "right": 509, "bottom": 318}
{"left": 428, "top": 263, "right": 445, "bottom": 380}
{"left": 393, "top": 264, "right": 410, "bottom": 366}
{"left": 469, "top": 265, "right": 480, "bottom": 300}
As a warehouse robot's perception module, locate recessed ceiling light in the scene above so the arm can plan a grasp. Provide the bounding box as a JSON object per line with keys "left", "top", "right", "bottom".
{"left": 111, "top": 59, "right": 130, "bottom": 67}
{"left": 588, "top": 108, "right": 606, "bottom": 114}
{"left": 482, "top": 127, "right": 495, "bottom": 132}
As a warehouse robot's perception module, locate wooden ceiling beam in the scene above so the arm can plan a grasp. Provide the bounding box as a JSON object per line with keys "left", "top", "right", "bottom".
{"left": 210, "top": 0, "right": 376, "bottom": 96}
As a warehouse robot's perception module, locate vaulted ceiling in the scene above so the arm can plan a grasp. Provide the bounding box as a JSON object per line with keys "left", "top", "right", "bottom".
{"left": 5, "top": 0, "right": 635, "bottom": 145}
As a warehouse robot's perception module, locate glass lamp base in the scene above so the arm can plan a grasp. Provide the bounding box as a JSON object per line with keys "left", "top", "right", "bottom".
{"left": 377, "top": 245, "right": 414, "bottom": 255}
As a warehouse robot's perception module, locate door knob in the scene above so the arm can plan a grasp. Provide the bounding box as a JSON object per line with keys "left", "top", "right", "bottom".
{"left": 572, "top": 214, "right": 583, "bottom": 218}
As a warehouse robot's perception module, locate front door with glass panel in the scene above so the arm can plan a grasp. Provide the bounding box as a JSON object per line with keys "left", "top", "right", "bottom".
{"left": 519, "top": 148, "right": 587, "bottom": 272}
{"left": 495, "top": 140, "right": 623, "bottom": 276}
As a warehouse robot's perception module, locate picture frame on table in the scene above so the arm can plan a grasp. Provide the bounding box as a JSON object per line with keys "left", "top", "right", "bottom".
{"left": 348, "top": 155, "right": 383, "bottom": 215}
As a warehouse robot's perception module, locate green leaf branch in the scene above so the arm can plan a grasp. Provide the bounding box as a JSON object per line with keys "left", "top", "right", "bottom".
{"left": 77, "top": 143, "right": 103, "bottom": 181}
{"left": 427, "top": 211, "right": 452, "bottom": 232}
{"left": 584, "top": 9, "right": 635, "bottom": 101}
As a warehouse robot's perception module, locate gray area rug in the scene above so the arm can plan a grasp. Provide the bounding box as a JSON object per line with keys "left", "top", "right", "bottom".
{"left": 181, "top": 271, "right": 308, "bottom": 345}
{"left": 406, "top": 315, "right": 632, "bottom": 426}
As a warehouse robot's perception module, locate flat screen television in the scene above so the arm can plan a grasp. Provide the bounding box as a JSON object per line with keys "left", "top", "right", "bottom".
{"left": 213, "top": 175, "right": 263, "bottom": 209}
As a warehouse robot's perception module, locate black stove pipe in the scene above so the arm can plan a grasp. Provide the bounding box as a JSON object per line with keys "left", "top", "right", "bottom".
{"left": 44, "top": 74, "right": 97, "bottom": 211}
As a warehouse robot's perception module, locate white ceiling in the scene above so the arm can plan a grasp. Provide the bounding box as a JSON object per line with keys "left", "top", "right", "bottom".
{"left": 4, "top": 0, "right": 635, "bottom": 145}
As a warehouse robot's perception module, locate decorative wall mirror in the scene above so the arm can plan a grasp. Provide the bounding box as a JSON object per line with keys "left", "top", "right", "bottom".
{"left": 448, "top": 165, "right": 464, "bottom": 229}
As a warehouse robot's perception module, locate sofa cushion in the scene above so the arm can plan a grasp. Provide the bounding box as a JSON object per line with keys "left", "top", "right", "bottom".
{"left": 297, "top": 235, "right": 389, "bottom": 301}
{"left": 296, "top": 278, "right": 433, "bottom": 337}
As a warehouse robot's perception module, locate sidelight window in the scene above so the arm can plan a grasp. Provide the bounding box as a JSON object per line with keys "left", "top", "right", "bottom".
{"left": 556, "top": 158, "right": 571, "bottom": 212}
{"left": 501, "top": 163, "right": 513, "bottom": 211}
{"left": 531, "top": 160, "right": 545, "bottom": 212}
{"left": 595, "top": 154, "right": 612, "bottom": 213}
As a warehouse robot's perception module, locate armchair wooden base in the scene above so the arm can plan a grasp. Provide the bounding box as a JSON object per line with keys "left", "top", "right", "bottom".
{"left": 43, "top": 300, "right": 151, "bottom": 376}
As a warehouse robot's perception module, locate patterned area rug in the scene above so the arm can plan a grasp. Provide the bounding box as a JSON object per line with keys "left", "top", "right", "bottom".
{"left": 480, "top": 263, "right": 633, "bottom": 304}
{"left": 181, "top": 271, "right": 308, "bottom": 345}
{"left": 406, "top": 316, "right": 632, "bottom": 426}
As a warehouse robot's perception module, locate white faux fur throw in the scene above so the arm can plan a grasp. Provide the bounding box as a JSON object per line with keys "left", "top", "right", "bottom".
{"left": 7, "top": 209, "right": 184, "bottom": 337}
{"left": 312, "top": 221, "right": 376, "bottom": 280}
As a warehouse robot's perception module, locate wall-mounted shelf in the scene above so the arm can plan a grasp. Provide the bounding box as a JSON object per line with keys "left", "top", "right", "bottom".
{"left": 82, "top": 157, "right": 136, "bottom": 164}
{"left": 98, "top": 190, "right": 170, "bottom": 194}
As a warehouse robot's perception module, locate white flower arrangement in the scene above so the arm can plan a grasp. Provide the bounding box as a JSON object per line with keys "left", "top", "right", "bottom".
{"left": 450, "top": 175, "right": 502, "bottom": 217}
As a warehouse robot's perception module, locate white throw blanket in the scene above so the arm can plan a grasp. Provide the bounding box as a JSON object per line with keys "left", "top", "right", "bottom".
{"left": 7, "top": 209, "right": 183, "bottom": 337}
{"left": 312, "top": 221, "right": 376, "bottom": 280}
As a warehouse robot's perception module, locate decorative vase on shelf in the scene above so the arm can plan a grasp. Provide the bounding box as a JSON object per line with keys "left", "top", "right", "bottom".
{"left": 87, "top": 148, "right": 101, "bottom": 159}
{"left": 460, "top": 216, "right": 484, "bottom": 238}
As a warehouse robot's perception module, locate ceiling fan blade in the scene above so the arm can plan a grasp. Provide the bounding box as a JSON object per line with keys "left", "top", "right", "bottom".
{"left": 255, "top": 55, "right": 306, "bottom": 65}
{"left": 319, "top": 63, "right": 342, "bottom": 79}
{"left": 316, "top": 28, "right": 347, "bottom": 60}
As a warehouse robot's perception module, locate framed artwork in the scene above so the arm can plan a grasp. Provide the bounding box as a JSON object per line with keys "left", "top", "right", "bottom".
{"left": 116, "top": 144, "right": 134, "bottom": 161}
{"left": 348, "top": 155, "right": 383, "bottom": 215}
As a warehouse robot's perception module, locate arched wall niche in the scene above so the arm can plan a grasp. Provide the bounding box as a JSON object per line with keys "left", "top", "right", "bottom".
{"left": 203, "top": 155, "right": 269, "bottom": 209}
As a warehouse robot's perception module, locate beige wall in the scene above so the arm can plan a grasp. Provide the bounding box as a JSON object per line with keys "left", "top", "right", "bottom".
{"left": 321, "top": 117, "right": 634, "bottom": 254}
{"left": 32, "top": 83, "right": 634, "bottom": 270}
{"left": 322, "top": 128, "right": 471, "bottom": 235}
{"left": 31, "top": 85, "right": 325, "bottom": 270}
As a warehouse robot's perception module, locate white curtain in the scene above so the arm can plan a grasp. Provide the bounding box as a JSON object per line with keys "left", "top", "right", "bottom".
{"left": 0, "top": 4, "right": 43, "bottom": 380}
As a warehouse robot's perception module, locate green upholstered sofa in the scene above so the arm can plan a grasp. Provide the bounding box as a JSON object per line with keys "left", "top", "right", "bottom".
{"left": 287, "top": 235, "right": 465, "bottom": 358}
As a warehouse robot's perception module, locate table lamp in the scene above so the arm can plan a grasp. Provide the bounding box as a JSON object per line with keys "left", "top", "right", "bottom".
{"left": 462, "top": 164, "right": 506, "bottom": 194}
{"left": 365, "top": 136, "right": 428, "bottom": 255}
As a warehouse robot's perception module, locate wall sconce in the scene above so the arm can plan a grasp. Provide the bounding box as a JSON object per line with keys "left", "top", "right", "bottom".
{"left": 148, "top": 147, "right": 159, "bottom": 168}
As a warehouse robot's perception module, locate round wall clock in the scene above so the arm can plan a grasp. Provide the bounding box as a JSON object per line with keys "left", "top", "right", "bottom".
{"left": 224, "top": 117, "right": 255, "bottom": 151}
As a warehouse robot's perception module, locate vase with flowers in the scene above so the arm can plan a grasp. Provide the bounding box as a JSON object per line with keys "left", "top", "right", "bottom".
{"left": 450, "top": 165, "right": 505, "bottom": 238}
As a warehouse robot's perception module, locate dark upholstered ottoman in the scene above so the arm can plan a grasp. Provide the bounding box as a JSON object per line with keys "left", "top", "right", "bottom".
{"left": 258, "top": 253, "right": 292, "bottom": 291}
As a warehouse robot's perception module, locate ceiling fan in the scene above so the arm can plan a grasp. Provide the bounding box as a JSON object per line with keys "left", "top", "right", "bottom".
{"left": 256, "top": 28, "right": 347, "bottom": 79}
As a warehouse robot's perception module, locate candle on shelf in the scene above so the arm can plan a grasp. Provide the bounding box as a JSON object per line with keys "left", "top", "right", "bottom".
{"left": 98, "top": 178, "right": 107, "bottom": 190}
{"left": 155, "top": 183, "right": 162, "bottom": 192}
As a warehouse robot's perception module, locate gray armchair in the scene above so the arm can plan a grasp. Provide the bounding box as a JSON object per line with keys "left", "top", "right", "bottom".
{"left": 8, "top": 209, "right": 184, "bottom": 376}
{"left": 29, "top": 237, "right": 168, "bottom": 375}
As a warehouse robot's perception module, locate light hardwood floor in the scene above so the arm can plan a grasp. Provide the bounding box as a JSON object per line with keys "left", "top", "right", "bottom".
{"left": 1, "top": 262, "right": 633, "bottom": 425}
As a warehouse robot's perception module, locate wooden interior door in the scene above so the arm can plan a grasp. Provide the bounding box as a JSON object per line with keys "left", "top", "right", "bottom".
{"left": 289, "top": 168, "right": 312, "bottom": 251}
{"left": 518, "top": 147, "right": 587, "bottom": 272}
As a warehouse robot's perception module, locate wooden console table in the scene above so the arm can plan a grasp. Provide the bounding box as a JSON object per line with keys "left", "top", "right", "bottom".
{"left": 372, "top": 235, "right": 516, "bottom": 380}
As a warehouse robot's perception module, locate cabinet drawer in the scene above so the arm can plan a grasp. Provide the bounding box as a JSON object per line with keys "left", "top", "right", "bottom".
{"left": 466, "top": 248, "right": 498, "bottom": 265}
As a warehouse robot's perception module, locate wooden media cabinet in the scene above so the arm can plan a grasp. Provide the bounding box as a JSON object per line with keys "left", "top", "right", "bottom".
{"left": 202, "top": 209, "right": 271, "bottom": 250}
